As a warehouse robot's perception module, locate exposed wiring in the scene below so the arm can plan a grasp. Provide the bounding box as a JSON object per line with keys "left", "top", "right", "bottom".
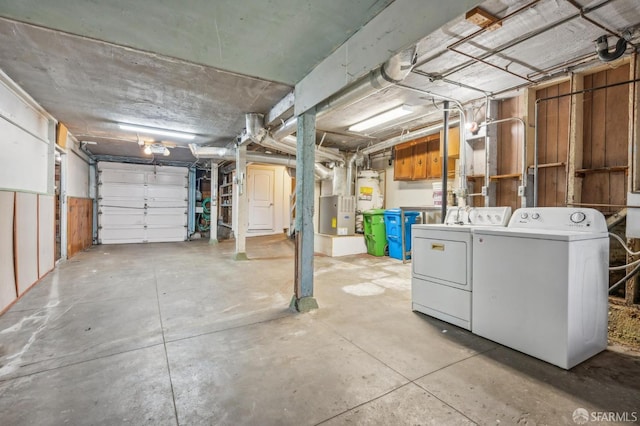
{"left": 609, "top": 262, "right": 640, "bottom": 294}
{"left": 609, "top": 257, "right": 640, "bottom": 271}
{"left": 609, "top": 232, "right": 640, "bottom": 256}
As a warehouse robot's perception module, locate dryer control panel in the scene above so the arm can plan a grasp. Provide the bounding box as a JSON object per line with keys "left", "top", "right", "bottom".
{"left": 445, "top": 206, "right": 512, "bottom": 226}
{"left": 508, "top": 207, "right": 607, "bottom": 232}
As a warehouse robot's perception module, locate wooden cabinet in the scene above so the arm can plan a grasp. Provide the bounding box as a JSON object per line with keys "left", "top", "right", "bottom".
{"left": 440, "top": 126, "right": 460, "bottom": 158}
{"left": 394, "top": 142, "right": 414, "bottom": 180}
{"left": 394, "top": 134, "right": 441, "bottom": 181}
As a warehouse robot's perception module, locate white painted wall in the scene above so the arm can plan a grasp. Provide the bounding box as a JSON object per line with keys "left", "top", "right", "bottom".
{"left": 0, "top": 73, "right": 52, "bottom": 193}
{"left": 67, "top": 146, "right": 90, "bottom": 198}
{"left": 246, "top": 164, "right": 292, "bottom": 237}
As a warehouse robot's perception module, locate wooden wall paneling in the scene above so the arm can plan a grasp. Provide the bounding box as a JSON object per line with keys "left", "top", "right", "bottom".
{"left": 591, "top": 71, "right": 608, "bottom": 170}
{"left": 606, "top": 66, "right": 630, "bottom": 208}
{"left": 15, "top": 192, "right": 39, "bottom": 296}
{"left": 536, "top": 87, "right": 548, "bottom": 206}
{"left": 583, "top": 74, "right": 594, "bottom": 169}
{"left": 496, "top": 97, "right": 522, "bottom": 210}
{"left": 556, "top": 82, "right": 570, "bottom": 206}
{"left": 67, "top": 197, "right": 93, "bottom": 258}
{"left": 0, "top": 191, "right": 17, "bottom": 313}
{"left": 631, "top": 54, "right": 640, "bottom": 192}
{"left": 38, "top": 194, "right": 55, "bottom": 278}
{"left": 581, "top": 65, "right": 630, "bottom": 210}
{"left": 606, "top": 66, "right": 630, "bottom": 167}
{"left": 568, "top": 74, "right": 584, "bottom": 206}
{"left": 545, "top": 84, "right": 559, "bottom": 208}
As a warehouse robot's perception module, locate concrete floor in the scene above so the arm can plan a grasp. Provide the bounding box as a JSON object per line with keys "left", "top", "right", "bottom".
{"left": 0, "top": 234, "right": 639, "bottom": 425}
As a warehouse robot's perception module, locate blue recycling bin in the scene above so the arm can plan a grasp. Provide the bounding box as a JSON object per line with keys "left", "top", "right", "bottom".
{"left": 384, "top": 209, "right": 420, "bottom": 260}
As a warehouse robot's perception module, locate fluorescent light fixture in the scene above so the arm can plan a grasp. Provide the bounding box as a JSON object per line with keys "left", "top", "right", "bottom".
{"left": 348, "top": 105, "right": 413, "bottom": 132}
{"left": 119, "top": 124, "right": 196, "bottom": 140}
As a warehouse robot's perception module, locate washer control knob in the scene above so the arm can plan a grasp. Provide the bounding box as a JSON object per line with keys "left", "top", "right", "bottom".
{"left": 520, "top": 212, "right": 529, "bottom": 219}
{"left": 570, "top": 211, "right": 586, "bottom": 223}
{"left": 531, "top": 213, "right": 540, "bottom": 220}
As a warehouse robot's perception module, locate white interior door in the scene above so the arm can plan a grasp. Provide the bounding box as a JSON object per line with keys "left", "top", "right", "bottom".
{"left": 248, "top": 167, "right": 274, "bottom": 231}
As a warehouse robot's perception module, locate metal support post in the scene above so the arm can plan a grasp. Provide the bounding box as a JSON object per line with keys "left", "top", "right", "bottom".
{"left": 234, "top": 144, "right": 248, "bottom": 260}
{"left": 210, "top": 162, "right": 219, "bottom": 244}
{"left": 291, "top": 108, "right": 319, "bottom": 312}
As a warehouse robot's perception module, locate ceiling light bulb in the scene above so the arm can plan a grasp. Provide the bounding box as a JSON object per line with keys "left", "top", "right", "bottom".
{"left": 348, "top": 105, "right": 413, "bottom": 132}
{"left": 144, "top": 145, "right": 152, "bottom": 155}
{"left": 119, "top": 124, "right": 196, "bottom": 140}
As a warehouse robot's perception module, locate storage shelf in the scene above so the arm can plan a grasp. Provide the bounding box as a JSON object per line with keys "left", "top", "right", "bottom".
{"left": 466, "top": 174, "right": 485, "bottom": 180}
{"left": 489, "top": 173, "right": 521, "bottom": 181}
{"left": 529, "top": 162, "right": 566, "bottom": 169}
{"left": 220, "top": 182, "right": 233, "bottom": 188}
{"left": 574, "top": 165, "right": 628, "bottom": 176}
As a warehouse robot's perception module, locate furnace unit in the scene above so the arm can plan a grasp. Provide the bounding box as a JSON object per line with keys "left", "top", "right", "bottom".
{"left": 319, "top": 195, "right": 356, "bottom": 236}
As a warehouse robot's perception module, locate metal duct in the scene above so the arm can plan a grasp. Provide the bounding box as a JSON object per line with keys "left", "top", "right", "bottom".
{"left": 246, "top": 113, "right": 343, "bottom": 163}
{"left": 332, "top": 166, "right": 347, "bottom": 196}
{"left": 345, "top": 152, "right": 360, "bottom": 196}
{"left": 272, "top": 46, "right": 418, "bottom": 140}
{"left": 189, "top": 144, "right": 333, "bottom": 180}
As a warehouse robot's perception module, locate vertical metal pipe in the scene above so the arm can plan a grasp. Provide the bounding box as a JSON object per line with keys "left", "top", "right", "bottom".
{"left": 442, "top": 101, "right": 449, "bottom": 223}
{"left": 534, "top": 102, "right": 539, "bottom": 207}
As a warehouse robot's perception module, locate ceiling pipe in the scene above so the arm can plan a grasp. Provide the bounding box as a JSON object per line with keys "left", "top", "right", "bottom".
{"left": 188, "top": 144, "right": 333, "bottom": 180}
{"left": 596, "top": 35, "right": 627, "bottom": 62}
{"left": 246, "top": 113, "right": 343, "bottom": 163}
{"left": 272, "top": 46, "right": 418, "bottom": 140}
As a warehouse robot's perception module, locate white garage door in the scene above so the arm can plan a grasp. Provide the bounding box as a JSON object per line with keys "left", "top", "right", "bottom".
{"left": 98, "top": 162, "right": 188, "bottom": 244}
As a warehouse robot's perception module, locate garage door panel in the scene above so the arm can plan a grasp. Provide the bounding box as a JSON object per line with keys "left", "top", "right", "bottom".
{"left": 99, "top": 199, "right": 146, "bottom": 209}
{"left": 100, "top": 170, "right": 146, "bottom": 184}
{"left": 147, "top": 173, "right": 187, "bottom": 186}
{"left": 99, "top": 227, "right": 147, "bottom": 244}
{"left": 146, "top": 226, "right": 187, "bottom": 242}
{"left": 99, "top": 183, "right": 146, "bottom": 199}
{"left": 99, "top": 212, "right": 145, "bottom": 227}
{"left": 146, "top": 185, "right": 187, "bottom": 201}
{"left": 97, "top": 163, "right": 188, "bottom": 244}
{"left": 146, "top": 213, "right": 187, "bottom": 226}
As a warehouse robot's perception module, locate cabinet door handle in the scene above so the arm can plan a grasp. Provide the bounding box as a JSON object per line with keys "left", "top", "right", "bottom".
{"left": 431, "top": 243, "right": 445, "bottom": 251}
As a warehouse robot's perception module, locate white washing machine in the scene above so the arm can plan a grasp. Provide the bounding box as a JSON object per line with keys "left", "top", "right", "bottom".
{"left": 472, "top": 207, "right": 609, "bottom": 369}
{"left": 411, "top": 207, "right": 512, "bottom": 330}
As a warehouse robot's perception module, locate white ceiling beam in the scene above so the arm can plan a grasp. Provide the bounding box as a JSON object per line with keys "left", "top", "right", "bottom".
{"left": 295, "top": 0, "right": 483, "bottom": 115}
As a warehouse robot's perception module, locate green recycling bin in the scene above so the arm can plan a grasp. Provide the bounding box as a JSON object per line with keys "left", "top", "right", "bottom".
{"left": 363, "top": 209, "right": 387, "bottom": 256}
